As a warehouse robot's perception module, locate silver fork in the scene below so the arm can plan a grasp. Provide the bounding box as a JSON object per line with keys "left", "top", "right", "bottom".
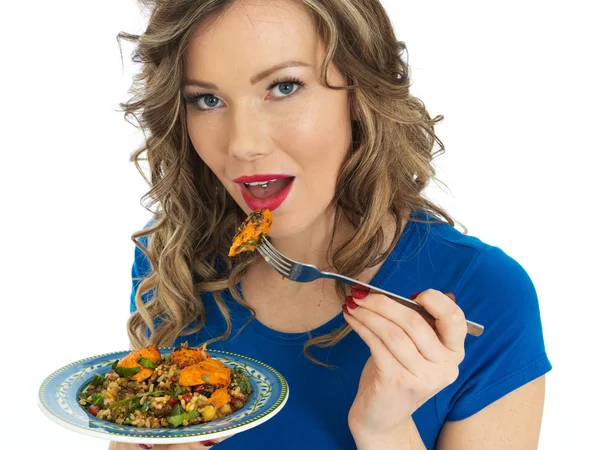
{"left": 257, "top": 238, "right": 484, "bottom": 337}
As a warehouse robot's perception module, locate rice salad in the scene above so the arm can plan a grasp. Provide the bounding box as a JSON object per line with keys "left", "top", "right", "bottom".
{"left": 78, "top": 343, "right": 253, "bottom": 428}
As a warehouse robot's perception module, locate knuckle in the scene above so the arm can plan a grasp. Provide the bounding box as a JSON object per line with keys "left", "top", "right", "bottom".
{"left": 404, "top": 309, "right": 424, "bottom": 330}
{"left": 394, "top": 368, "right": 413, "bottom": 388}
{"left": 387, "top": 324, "right": 408, "bottom": 344}
{"left": 449, "top": 306, "right": 466, "bottom": 323}
{"left": 421, "top": 289, "right": 437, "bottom": 301}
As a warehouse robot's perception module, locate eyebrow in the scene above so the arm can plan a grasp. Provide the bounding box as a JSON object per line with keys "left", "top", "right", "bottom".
{"left": 183, "top": 60, "right": 311, "bottom": 90}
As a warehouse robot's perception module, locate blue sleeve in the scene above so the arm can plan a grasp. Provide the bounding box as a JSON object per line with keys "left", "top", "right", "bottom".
{"left": 441, "top": 245, "right": 552, "bottom": 421}
{"left": 130, "top": 234, "right": 153, "bottom": 314}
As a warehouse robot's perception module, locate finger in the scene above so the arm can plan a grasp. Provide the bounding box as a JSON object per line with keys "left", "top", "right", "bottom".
{"left": 134, "top": 439, "right": 224, "bottom": 449}
{"left": 344, "top": 301, "right": 425, "bottom": 376}
{"left": 351, "top": 292, "right": 448, "bottom": 362}
{"left": 343, "top": 305, "right": 403, "bottom": 374}
{"left": 414, "top": 289, "right": 467, "bottom": 352}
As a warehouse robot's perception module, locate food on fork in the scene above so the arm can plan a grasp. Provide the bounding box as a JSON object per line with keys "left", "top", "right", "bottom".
{"left": 228, "top": 208, "right": 273, "bottom": 256}
{"left": 78, "top": 343, "right": 253, "bottom": 428}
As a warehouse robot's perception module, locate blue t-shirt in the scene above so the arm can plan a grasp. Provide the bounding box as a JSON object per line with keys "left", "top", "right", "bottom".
{"left": 130, "top": 217, "right": 551, "bottom": 449}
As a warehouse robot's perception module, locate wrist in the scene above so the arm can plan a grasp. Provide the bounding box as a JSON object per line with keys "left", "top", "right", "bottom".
{"left": 350, "top": 417, "right": 425, "bottom": 450}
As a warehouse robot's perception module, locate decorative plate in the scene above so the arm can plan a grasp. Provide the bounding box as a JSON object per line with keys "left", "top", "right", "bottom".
{"left": 38, "top": 348, "right": 289, "bottom": 444}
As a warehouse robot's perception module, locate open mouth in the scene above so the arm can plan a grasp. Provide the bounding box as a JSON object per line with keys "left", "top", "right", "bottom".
{"left": 243, "top": 177, "right": 294, "bottom": 200}
{"left": 238, "top": 176, "right": 295, "bottom": 211}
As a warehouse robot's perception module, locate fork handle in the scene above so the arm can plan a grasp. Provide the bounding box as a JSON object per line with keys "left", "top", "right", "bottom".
{"left": 325, "top": 273, "right": 484, "bottom": 337}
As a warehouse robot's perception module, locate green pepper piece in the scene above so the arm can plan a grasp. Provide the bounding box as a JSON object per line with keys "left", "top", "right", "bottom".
{"left": 186, "top": 410, "right": 200, "bottom": 421}
{"left": 114, "top": 366, "right": 142, "bottom": 378}
{"left": 173, "top": 386, "right": 189, "bottom": 397}
{"left": 108, "top": 390, "right": 169, "bottom": 409}
{"left": 131, "top": 396, "right": 142, "bottom": 411}
{"left": 90, "top": 374, "right": 105, "bottom": 387}
{"left": 91, "top": 394, "right": 105, "bottom": 408}
{"left": 109, "top": 396, "right": 133, "bottom": 409}
{"left": 171, "top": 403, "right": 184, "bottom": 416}
{"left": 166, "top": 410, "right": 199, "bottom": 428}
{"left": 141, "top": 400, "right": 151, "bottom": 412}
{"left": 167, "top": 414, "right": 184, "bottom": 428}
{"left": 138, "top": 357, "right": 156, "bottom": 369}
{"left": 111, "top": 360, "right": 119, "bottom": 370}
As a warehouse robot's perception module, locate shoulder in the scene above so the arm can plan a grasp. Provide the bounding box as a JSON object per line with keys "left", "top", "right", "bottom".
{"left": 394, "top": 216, "right": 545, "bottom": 341}
{"left": 393, "top": 216, "right": 551, "bottom": 421}
{"left": 384, "top": 214, "right": 527, "bottom": 299}
{"left": 413, "top": 218, "right": 541, "bottom": 330}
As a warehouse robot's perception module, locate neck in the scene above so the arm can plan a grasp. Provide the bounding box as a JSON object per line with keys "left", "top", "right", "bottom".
{"left": 268, "top": 205, "right": 352, "bottom": 269}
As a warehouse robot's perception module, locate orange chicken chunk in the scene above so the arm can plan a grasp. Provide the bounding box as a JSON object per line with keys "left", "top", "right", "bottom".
{"left": 116, "top": 345, "right": 162, "bottom": 382}
{"left": 170, "top": 343, "right": 209, "bottom": 368}
{"left": 178, "top": 358, "right": 231, "bottom": 387}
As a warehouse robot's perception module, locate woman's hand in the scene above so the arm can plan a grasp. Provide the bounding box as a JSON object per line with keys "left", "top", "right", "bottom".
{"left": 108, "top": 437, "right": 229, "bottom": 450}
{"left": 343, "top": 288, "right": 467, "bottom": 448}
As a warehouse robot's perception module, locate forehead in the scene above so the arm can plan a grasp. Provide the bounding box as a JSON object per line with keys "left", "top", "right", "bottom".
{"left": 184, "top": 0, "right": 320, "bottom": 78}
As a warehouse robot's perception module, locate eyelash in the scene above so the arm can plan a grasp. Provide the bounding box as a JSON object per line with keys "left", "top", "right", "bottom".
{"left": 267, "top": 76, "right": 305, "bottom": 91}
{"left": 183, "top": 77, "right": 306, "bottom": 110}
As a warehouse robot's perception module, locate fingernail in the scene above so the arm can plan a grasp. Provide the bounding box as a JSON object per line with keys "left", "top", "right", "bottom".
{"left": 410, "top": 291, "right": 422, "bottom": 300}
{"left": 345, "top": 295, "right": 358, "bottom": 309}
{"left": 200, "top": 440, "right": 219, "bottom": 446}
{"left": 342, "top": 304, "right": 349, "bottom": 314}
{"left": 445, "top": 292, "right": 456, "bottom": 302}
{"left": 350, "top": 287, "right": 370, "bottom": 299}
{"left": 137, "top": 445, "right": 153, "bottom": 450}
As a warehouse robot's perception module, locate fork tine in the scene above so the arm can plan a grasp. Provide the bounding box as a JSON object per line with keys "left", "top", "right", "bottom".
{"left": 259, "top": 245, "right": 292, "bottom": 274}
{"left": 260, "top": 241, "right": 292, "bottom": 269}
{"left": 261, "top": 238, "right": 293, "bottom": 265}
{"left": 257, "top": 245, "right": 291, "bottom": 277}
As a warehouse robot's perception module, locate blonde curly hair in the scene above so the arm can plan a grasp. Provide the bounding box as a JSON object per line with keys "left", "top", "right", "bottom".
{"left": 119, "top": 0, "right": 454, "bottom": 364}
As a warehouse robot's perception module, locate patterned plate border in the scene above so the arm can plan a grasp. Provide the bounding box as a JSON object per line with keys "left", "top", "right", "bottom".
{"left": 38, "top": 348, "right": 289, "bottom": 444}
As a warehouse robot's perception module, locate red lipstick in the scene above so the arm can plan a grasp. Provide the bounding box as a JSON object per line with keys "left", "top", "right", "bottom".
{"left": 234, "top": 174, "right": 295, "bottom": 212}
{"left": 233, "top": 174, "right": 292, "bottom": 183}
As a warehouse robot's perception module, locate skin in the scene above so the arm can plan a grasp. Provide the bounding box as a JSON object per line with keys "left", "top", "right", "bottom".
{"left": 111, "top": 0, "right": 546, "bottom": 448}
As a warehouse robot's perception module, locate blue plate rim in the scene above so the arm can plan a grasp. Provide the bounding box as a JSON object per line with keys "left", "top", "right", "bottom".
{"left": 38, "top": 347, "right": 289, "bottom": 442}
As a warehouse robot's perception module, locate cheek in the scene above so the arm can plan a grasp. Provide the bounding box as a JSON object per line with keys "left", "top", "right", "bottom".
{"left": 270, "top": 92, "right": 351, "bottom": 165}
{"left": 187, "top": 117, "right": 227, "bottom": 171}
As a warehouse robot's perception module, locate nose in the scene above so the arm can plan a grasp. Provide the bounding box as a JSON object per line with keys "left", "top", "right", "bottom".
{"left": 227, "top": 105, "right": 270, "bottom": 161}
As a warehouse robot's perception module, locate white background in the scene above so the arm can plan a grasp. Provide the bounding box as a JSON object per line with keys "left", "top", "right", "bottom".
{"left": 1, "top": 0, "right": 598, "bottom": 448}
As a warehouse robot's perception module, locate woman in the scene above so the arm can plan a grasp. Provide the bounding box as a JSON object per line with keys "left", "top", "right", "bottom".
{"left": 111, "top": 0, "right": 551, "bottom": 448}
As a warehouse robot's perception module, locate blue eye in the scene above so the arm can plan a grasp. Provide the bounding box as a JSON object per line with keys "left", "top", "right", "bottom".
{"left": 201, "top": 95, "right": 221, "bottom": 108}
{"left": 183, "top": 92, "right": 223, "bottom": 110}
{"left": 186, "top": 94, "right": 222, "bottom": 110}
{"left": 268, "top": 77, "right": 305, "bottom": 98}
{"left": 184, "top": 77, "right": 305, "bottom": 111}
{"left": 271, "top": 81, "right": 300, "bottom": 97}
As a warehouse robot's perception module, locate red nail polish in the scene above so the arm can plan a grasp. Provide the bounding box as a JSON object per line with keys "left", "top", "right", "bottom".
{"left": 200, "top": 440, "right": 219, "bottom": 446}
{"left": 351, "top": 287, "right": 369, "bottom": 299}
{"left": 410, "top": 291, "right": 422, "bottom": 300}
{"left": 342, "top": 304, "right": 349, "bottom": 314}
{"left": 445, "top": 292, "right": 456, "bottom": 302}
{"left": 345, "top": 295, "right": 358, "bottom": 309}
{"left": 137, "top": 445, "right": 153, "bottom": 450}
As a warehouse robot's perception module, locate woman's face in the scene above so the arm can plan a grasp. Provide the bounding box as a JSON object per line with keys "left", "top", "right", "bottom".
{"left": 183, "top": 0, "right": 352, "bottom": 239}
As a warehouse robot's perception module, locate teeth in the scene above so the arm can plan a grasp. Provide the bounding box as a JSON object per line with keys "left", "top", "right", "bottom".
{"left": 244, "top": 179, "right": 278, "bottom": 187}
